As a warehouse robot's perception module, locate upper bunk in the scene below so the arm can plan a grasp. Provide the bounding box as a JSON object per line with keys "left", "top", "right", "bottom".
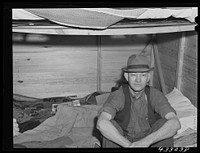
{"left": 12, "top": 7, "right": 197, "bottom": 35}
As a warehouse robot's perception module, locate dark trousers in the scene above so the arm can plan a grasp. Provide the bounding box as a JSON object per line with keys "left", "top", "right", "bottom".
{"left": 102, "top": 118, "right": 174, "bottom": 148}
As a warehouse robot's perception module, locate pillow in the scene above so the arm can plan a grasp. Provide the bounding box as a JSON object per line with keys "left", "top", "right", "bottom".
{"left": 165, "top": 87, "right": 197, "bottom": 118}
{"left": 165, "top": 87, "right": 197, "bottom": 135}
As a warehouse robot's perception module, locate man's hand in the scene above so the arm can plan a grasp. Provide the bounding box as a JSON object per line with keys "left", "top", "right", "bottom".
{"left": 13, "top": 118, "right": 20, "bottom": 136}
{"left": 127, "top": 139, "right": 150, "bottom": 148}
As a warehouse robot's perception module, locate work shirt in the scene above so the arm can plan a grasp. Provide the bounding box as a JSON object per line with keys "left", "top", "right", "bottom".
{"left": 98, "top": 86, "right": 176, "bottom": 138}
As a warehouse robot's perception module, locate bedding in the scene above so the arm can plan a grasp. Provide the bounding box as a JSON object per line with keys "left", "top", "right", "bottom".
{"left": 13, "top": 92, "right": 102, "bottom": 133}
{"left": 165, "top": 87, "right": 197, "bottom": 147}
{"left": 13, "top": 8, "right": 197, "bottom": 30}
{"left": 13, "top": 103, "right": 101, "bottom": 148}
{"left": 13, "top": 87, "right": 197, "bottom": 148}
{"left": 13, "top": 93, "right": 103, "bottom": 148}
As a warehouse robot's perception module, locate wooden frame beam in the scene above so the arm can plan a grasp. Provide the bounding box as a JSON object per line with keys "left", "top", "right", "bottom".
{"left": 97, "top": 36, "right": 102, "bottom": 91}
{"left": 149, "top": 46, "right": 154, "bottom": 86}
{"left": 152, "top": 34, "right": 167, "bottom": 95}
{"left": 176, "top": 32, "right": 186, "bottom": 90}
{"left": 13, "top": 23, "right": 196, "bottom": 35}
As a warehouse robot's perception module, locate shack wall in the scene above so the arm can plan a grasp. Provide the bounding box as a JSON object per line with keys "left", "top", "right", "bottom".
{"left": 181, "top": 31, "right": 197, "bottom": 107}
{"left": 13, "top": 34, "right": 150, "bottom": 98}
{"left": 13, "top": 32, "right": 197, "bottom": 107}
{"left": 154, "top": 31, "right": 197, "bottom": 107}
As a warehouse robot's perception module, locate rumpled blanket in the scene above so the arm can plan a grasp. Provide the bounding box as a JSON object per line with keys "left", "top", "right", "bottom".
{"left": 174, "top": 128, "right": 197, "bottom": 147}
{"left": 13, "top": 92, "right": 102, "bottom": 133}
{"left": 14, "top": 104, "right": 101, "bottom": 148}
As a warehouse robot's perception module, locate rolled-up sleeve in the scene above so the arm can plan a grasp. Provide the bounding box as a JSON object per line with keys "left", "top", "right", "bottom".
{"left": 98, "top": 89, "right": 124, "bottom": 119}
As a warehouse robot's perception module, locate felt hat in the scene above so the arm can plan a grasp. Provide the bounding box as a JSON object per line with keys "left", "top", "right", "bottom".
{"left": 122, "top": 54, "right": 154, "bottom": 73}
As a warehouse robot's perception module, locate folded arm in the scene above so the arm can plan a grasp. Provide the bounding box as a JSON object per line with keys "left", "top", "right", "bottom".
{"left": 128, "top": 112, "right": 181, "bottom": 147}
{"left": 97, "top": 112, "right": 131, "bottom": 147}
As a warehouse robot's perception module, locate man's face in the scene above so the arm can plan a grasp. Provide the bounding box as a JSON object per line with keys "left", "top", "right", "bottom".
{"left": 124, "top": 72, "right": 150, "bottom": 92}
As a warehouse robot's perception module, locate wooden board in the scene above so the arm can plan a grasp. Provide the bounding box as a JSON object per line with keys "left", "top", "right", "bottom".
{"left": 153, "top": 31, "right": 197, "bottom": 106}
{"left": 13, "top": 34, "right": 150, "bottom": 97}
{"left": 176, "top": 32, "right": 186, "bottom": 90}
{"left": 13, "top": 23, "right": 196, "bottom": 35}
{"left": 154, "top": 33, "right": 181, "bottom": 93}
{"left": 181, "top": 31, "right": 197, "bottom": 106}
{"left": 13, "top": 44, "right": 97, "bottom": 98}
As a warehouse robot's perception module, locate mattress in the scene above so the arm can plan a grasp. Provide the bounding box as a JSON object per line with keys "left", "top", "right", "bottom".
{"left": 13, "top": 8, "right": 197, "bottom": 29}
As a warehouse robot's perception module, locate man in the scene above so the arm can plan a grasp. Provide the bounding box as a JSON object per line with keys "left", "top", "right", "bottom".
{"left": 97, "top": 54, "right": 181, "bottom": 148}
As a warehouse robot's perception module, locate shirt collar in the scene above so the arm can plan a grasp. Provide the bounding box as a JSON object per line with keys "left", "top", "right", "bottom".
{"left": 129, "top": 87, "right": 145, "bottom": 100}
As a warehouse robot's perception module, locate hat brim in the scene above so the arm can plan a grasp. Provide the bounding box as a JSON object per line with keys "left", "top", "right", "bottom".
{"left": 122, "top": 67, "right": 154, "bottom": 73}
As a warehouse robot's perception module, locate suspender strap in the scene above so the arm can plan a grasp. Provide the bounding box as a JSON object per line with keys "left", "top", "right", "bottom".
{"left": 145, "top": 86, "right": 161, "bottom": 127}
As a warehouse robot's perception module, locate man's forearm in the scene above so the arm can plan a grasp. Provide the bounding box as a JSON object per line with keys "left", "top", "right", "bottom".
{"left": 97, "top": 119, "right": 131, "bottom": 147}
{"left": 138, "top": 119, "right": 180, "bottom": 146}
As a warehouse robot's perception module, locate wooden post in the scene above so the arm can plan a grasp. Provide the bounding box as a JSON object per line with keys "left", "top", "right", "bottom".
{"left": 152, "top": 34, "right": 167, "bottom": 95}
{"left": 176, "top": 32, "right": 186, "bottom": 90}
{"left": 97, "top": 36, "right": 102, "bottom": 92}
{"left": 149, "top": 46, "right": 154, "bottom": 86}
